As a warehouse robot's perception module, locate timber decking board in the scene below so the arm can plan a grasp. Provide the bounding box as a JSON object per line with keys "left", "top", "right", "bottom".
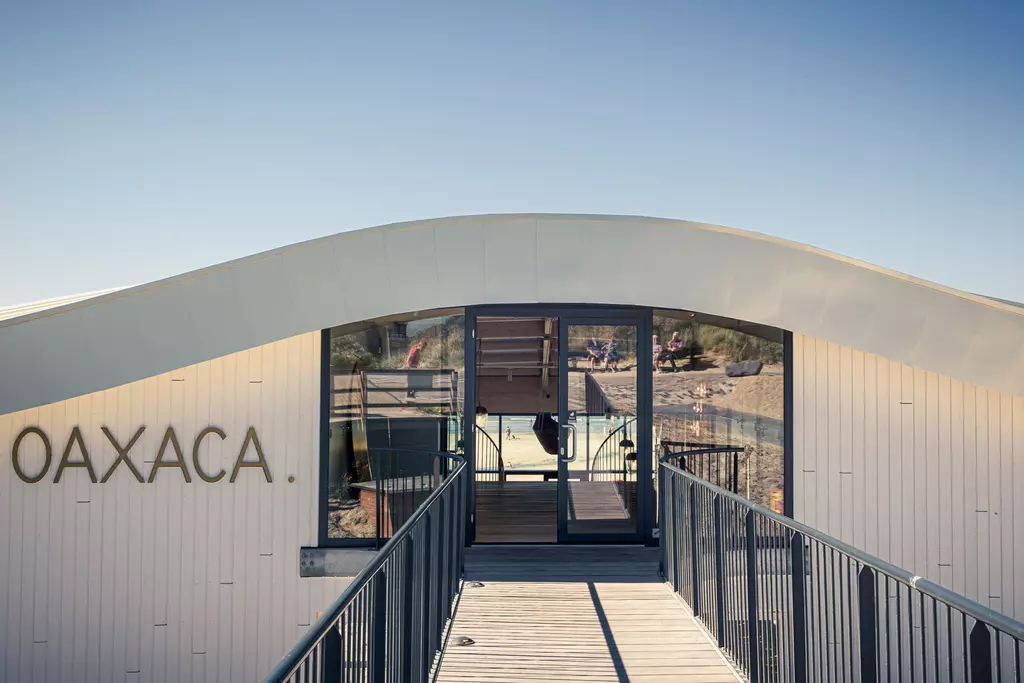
{"left": 435, "top": 546, "right": 740, "bottom": 683}
{"left": 475, "top": 482, "right": 558, "bottom": 543}
{"left": 474, "top": 481, "right": 641, "bottom": 542}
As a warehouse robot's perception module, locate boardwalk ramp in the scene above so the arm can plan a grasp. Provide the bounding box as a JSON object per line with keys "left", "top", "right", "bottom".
{"left": 435, "top": 546, "right": 740, "bottom": 683}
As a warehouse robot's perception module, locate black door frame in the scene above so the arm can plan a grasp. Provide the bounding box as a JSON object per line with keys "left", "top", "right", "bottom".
{"left": 557, "top": 311, "right": 652, "bottom": 544}
{"left": 464, "top": 304, "right": 654, "bottom": 545}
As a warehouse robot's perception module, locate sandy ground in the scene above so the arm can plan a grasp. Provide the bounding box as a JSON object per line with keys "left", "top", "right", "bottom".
{"left": 590, "top": 361, "right": 784, "bottom": 420}
{"left": 498, "top": 428, "right": 628, "bottom": 473}
{"left": 327, "top": 499, "right": 373, "bottom": 538}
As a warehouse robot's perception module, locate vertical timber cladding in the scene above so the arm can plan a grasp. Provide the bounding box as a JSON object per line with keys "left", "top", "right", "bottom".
{"left": 0, "top": 332, "right": 348, "bottom": 683}
{"left": 792, "top": 332, "right": 1024, "bottom": 621}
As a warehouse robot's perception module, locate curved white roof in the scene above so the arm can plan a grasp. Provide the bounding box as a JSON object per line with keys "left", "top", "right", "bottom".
{"left": 1, "top": 213, "right": 1022, "bottom": 415}
{"left": 0, "top": 288, "right": 125, "bottom": 322}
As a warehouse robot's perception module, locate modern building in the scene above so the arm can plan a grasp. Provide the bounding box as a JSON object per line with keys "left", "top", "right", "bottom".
{"left": 1, "top": 214, "right": 1022, "bottom": 682}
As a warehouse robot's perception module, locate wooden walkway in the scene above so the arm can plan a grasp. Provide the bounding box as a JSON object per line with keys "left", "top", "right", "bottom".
{"left": 435, "top": 546, "right": 740, "bottom": 683}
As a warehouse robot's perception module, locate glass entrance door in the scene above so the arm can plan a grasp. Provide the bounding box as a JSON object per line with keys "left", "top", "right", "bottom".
{"left": 557, "top": 314, "right": 651, "bottom": 543}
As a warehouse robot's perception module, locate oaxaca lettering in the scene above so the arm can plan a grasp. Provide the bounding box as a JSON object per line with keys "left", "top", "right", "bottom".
{"left": 9, "top": 425, "right": 272, "bottom": 484}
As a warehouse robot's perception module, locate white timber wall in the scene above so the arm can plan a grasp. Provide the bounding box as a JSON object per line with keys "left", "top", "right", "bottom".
{"left": 793, "top": 333, "right": 1024, "bottom": 620}
{"left": 0, "top": 331, "right": 346, "bottom": 683}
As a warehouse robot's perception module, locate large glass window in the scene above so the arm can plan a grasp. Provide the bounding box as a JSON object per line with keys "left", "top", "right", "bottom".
{"left": 653, "top": 312, "right": 786, "bottom": 512}
{"left": 323, "top": 309, "right": 464, "bottom": 542}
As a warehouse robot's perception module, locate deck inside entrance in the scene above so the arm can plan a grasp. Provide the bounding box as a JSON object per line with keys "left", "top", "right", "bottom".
{"left": 435, "top": 546, "right": 740, "bottom": 682}
{"left": 474, "top": 480, "right": 637, "bottom": 542}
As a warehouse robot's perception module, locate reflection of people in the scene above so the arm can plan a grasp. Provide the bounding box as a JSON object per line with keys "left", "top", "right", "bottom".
{"left": 602, "top": 336, "right": 621, "bottom": 372}
{"left": 667, "top": 331, "right": 690, "bottom": 367}
{"left": 586, "top": 337, "right": 604, "bottom": 370}
{"left": 653, "top": 334, "right": 677, "bottom": 372}
{"left": 667, "top": 331, "right": 684, "bottom": 355}
{"left": 505, "top": 425, "right": 511, "bottom": 441}
{"left": 406, "top": 340, "right": 426, "bottom": 368}
{"left": 406, "top": 340, "right": 427, "bottom": 397}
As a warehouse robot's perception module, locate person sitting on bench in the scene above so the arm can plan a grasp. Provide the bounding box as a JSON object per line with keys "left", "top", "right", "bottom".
{"left": 602, "top": 336, "right": 622, "bottom": 372}
{"left": 667, "top": 331, "right": 689, "bottom": 363}
{"left": 586, "top": 337, "right": 604, "bottom": 370}
{"left": 653, "top": 334, "right": 677, "bottom": 372}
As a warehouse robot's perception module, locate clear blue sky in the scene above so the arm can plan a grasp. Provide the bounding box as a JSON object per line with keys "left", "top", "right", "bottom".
{"left": 2, "top": 1, "right": 1022, "bottom": 307}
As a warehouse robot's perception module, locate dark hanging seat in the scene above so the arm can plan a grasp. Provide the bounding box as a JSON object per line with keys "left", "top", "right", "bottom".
{"left": 532, "top": 412, "right": 560, "bottom": 455}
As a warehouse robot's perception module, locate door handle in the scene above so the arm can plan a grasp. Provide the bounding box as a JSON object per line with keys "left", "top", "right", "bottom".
{"left": 560, "top": 423, "right": 577, "bottom": 463}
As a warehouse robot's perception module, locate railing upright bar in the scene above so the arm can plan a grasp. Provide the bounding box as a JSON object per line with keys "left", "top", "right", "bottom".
{"left": 432, "top": 499, "right": 444, "bottom": 655}
{"left": 401, "top": 536, "right": 415, "bottom": 683}
{"left": 745, "top": 509, "right": 759, "bottom": 683}
{"left": 322, "top": 621, "right": 340, "bottom": 683}
{"left": 791, "top": 531, "right": 808, "bottom": 683}
{"left": 858, "top": 566, "right": 878, "bottom": 683}
{"left": 371, "top": 570, "right": 386, "bottom": 683}
{"left": 732, "top": 450, "right": 739, "bottom": 494}
{"left": 446, "top": 489, "right": 456, "bottom": 617}
{"left": 689, "top": 481, "right": 701, "bottom": 618}
{"left": 419, "top": 513, "right": 433, "bottom": 681}
{"left": 713, "top": 494, "right": 726, "bottom": 647}
{"left": 971, "top": 621, "right": 994, "bottom": 683}
{"left": 659, "top": 465, "right": 667, "bottom": 579}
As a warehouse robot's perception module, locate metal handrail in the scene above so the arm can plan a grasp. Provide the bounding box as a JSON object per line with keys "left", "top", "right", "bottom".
{"left": 594, "top": 417, "right": 637, "bottom": 456}
{"left": 661, "top": 453, "right": 1024, "bottom": 641}
{"left": 660, "top": 446, "right": 745, "bottom": 494}
{"left": 591, "top": 417, "right": 637, "bottom": 481}
{"left": 659, "top": 452, "right": 1024, "bottom": 682}
{"left": 474, "top": 424, "right": 504, "bottom": 481}
{"left": 265, "top": 448, "right": 466, "bottom": 683}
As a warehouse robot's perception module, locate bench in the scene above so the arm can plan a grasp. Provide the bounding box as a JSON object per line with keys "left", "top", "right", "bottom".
{"left": 655, "top": 340, "right": 704, "bottom": 371}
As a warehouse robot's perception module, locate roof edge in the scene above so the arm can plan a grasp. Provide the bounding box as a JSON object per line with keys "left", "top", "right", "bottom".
{"left": 1, "top": 213, "right": 1020, "bottom": 329}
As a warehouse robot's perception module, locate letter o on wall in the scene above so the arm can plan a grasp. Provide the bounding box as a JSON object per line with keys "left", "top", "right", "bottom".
{"left": 12, "top": 427, "right": 52, "bottom": 483}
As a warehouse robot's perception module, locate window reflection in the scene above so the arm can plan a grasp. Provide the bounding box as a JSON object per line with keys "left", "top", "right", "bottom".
{"left": 653, "top": 314, "right": 785, "bottom": 511}
{"left": 326, "top": 311, "right": 464, "bottom": 540}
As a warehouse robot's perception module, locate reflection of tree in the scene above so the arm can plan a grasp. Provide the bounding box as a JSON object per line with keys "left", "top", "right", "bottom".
{"left": 331, "top": 316, "right": 465, "bottom": 371}
{"left": 331, "top": 335, "right": 377, "bottom": 370}
{"left": 414, "top": 316, "right": 465, "bottom": 369}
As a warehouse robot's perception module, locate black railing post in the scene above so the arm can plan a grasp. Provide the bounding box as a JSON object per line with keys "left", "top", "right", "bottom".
{"left": 858, "top": 566, "right": 878, "bottom": 683}
{"left": 659, "top": 465, "right": 667, "bottom": 578}
{"left": 668, "top": 474, "right": 679, "bottom": 592}
{"left": 791, "top": 532, "right": 808, "bottom": 683}
{"left": 375, "top": 451, "right": 383, "bottom": 549}
{"left": 456, "top": 473, "right": 466, "bottom": 574}
{"left": 713, "top": 494, "right": 726, "bottom": 647}
{"left": 322, "top": 620, "right": 341, "bottom": 683}
{"left": 401, "top": 536, "right": 416, "bottom": 683}
{"left": 745, "top": 510, "right": 759, "bottom": 682}
{"left": 689, "top": 482, "right": 701, "bottom": 618}
{"left": 372, "top": 570, "right": 387, "bottom": 683}
{"left": 419, "top": 514, "right": 433, "bottom": 681}
{"left": 732, "top": 450, "right": 739, "bottom": 494}
{"left": 969, "top": 621, "right": 993, "bottom": 683}
{"left": 433, "top": 499, "right": 446, "bottom": 651}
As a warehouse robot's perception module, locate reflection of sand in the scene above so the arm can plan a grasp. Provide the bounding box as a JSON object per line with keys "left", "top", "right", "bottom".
{"left": 498, "top": 428, "right": 625, "bottom": 472}
{"left": 589, "top": 364, "right": 784, "bottom": 421}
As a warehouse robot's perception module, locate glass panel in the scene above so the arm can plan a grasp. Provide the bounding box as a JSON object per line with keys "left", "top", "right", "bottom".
{"left": 325, "top": 311, "right": 464, "bottom": 540}
{"left": 564, "top": 323, "right": 639, "bottom": 536}
{"left": 473, "top": 316, "right": 559, "bottom": 543}
{"left": 652, "top": 314, "right": 785, "bottom": 512}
